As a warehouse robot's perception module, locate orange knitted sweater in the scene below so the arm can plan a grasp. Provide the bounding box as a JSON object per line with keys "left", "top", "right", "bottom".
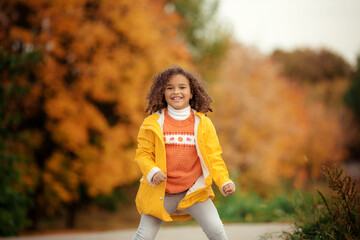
{"left": 163, "top": 109, "right": 202, "bottom": 194}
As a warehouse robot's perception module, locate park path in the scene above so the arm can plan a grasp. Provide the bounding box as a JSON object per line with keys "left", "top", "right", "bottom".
{"left": 1, "top": 223, "right": 292, "bottom": 240}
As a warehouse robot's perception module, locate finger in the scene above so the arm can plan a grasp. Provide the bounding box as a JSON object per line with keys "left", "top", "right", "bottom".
{"left": 225, "top": 188, "right": 234, "bottom": 194}
{"left": 156, "top": 178, "right": 166, "bottom": 184}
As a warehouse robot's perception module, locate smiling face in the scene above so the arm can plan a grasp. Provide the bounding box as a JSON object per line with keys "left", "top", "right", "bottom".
{"left": 164, "top": 74, "right": 193, "bottom": 110}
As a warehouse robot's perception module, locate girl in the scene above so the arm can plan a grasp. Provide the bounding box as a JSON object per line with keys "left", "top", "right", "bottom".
{"left": 132, "top": 66, "right": 235, "bottom": 240}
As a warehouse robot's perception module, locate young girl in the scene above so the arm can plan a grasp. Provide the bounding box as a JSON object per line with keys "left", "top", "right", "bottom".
{"left": 132, "top": 66, "right": 235, "bottom": 240}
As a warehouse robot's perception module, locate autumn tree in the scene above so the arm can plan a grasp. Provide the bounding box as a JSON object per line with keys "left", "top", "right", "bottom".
{"left": 212, "top": 44, "right": 348, "bottom": 195}
{"left": 271, "top": 48, "right": 353, "bottom": 112}
{"left": 272, "top": 47, "right": 355, "bottom": 165}
{"left": 271, "top": 48, "right": 352, "bottom": 83}
{"left": 1, "top": 0, "right": 192, "bottom": 230}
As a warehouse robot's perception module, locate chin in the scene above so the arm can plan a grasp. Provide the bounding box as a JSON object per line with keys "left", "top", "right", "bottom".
{"left": 173, "top": 105, "right": 186, "bottom": 110}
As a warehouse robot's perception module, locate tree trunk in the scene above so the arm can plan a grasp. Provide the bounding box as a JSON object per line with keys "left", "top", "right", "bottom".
{"left": 26, "top": 184, "right": 44, "bottom": 231}
{"left": 65, "top": 202, "right": 77, "bottom": 229}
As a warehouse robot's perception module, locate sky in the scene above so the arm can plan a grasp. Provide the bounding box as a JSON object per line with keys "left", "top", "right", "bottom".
{"left": 217, "top": 0, "right": 360, "bottom": 66}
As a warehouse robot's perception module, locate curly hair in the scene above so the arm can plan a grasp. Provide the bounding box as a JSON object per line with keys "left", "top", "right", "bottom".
{"left": 145, "top": 66, "right": 213, "bottom": 114}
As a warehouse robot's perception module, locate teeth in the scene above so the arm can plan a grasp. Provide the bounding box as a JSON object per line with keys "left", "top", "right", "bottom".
{"left": 172, "top": 97, "right": 182, "bottom": 101}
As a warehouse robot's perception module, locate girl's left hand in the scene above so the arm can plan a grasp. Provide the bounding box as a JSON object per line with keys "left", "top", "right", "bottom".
{"left": 223, "top": 182, "right": 236, "bottom": 196}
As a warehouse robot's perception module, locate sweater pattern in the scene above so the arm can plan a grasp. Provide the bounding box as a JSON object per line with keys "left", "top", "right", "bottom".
{"left": 163, "top": 109, "right": 202, "bottom": 194}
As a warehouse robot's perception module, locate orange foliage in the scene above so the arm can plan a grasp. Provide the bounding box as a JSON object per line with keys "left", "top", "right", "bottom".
{"left": 3, "top": 0, "right": 193, "bottom": 212}
{"left": 212, "top": 44, "right": 348, "bottom": 194}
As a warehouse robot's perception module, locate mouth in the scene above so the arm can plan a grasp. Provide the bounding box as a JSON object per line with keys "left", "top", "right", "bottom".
{"left": 171, "top": 96, "right": 183, "bottom": 102}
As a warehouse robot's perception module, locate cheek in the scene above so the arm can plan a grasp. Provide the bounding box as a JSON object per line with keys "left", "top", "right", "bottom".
{"left": 164, "top": 92, "right": 171, "bottom": 102}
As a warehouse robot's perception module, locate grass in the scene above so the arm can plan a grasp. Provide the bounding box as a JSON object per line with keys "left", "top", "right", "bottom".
{"left": 214, "top": 188, "right": 315, "bottom": 223}
{"left": 24, "top": 167, "right": 357, "bottom": 238}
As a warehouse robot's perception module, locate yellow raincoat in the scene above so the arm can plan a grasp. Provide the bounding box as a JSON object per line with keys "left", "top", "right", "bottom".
{"left": 134, "top": 109, "right": 233, "bottom": 221}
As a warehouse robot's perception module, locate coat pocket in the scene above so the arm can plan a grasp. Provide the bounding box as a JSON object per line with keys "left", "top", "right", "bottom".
{"left": 135, "top": 176, "right": 153, "bottom": 213}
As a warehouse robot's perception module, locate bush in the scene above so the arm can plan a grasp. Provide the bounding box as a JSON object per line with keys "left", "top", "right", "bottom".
{"left": 280, "top": 165, "right": 360, "bottom": 240}
{"left": 92, "top": 188, "right": 130, "bottom": 212}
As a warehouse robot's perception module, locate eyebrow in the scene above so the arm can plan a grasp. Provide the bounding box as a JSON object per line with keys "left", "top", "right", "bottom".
{"left": 166, "top": 83, "right": 188, "bottom": 86}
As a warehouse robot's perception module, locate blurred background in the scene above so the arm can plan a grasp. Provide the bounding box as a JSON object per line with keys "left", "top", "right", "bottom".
{"left": 1, "top": 0, "right": 360, "bottom": 236}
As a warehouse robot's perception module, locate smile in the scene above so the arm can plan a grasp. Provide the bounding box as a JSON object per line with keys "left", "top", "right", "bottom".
{"left": 171, "top": 97, "right": 183, "bottom": 101}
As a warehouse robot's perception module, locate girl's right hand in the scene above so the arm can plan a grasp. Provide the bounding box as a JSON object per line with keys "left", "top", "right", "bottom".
{"left": 152, "top": 171, "right": 167, "bottom": 185}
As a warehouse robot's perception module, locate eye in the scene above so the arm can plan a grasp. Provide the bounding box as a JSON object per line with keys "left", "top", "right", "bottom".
{"left": 166, "top": 87, "right": 173, "bottom": 90}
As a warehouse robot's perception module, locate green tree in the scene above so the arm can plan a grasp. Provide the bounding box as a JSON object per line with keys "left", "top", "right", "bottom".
{"left": 344, "top": 56, "right": 360, "bottom": 119}
{"left": 168, "top": 0, "right": 230, "bottom": 80}
{"left": 344, "top": 56, "right": 360, "bottom": 159}
{"left": 0, "top": 50, "right": 41, "bottom": 236}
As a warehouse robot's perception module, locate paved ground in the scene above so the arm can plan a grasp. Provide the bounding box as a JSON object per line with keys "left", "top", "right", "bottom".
{"left": 1, "top": 223, "right": 292, "bottom": 240}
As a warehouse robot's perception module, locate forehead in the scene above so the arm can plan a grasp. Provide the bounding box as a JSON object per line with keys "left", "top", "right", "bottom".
{"left": 167, "top": 74, "right": 190, "bottom": 85}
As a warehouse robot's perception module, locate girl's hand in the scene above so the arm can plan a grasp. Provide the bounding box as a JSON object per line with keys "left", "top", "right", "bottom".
{"left": 223, "top": 182, "right": 236, "bottom": 196}
{"left": 152, "top": 171, "right": 167, "bottom": 185}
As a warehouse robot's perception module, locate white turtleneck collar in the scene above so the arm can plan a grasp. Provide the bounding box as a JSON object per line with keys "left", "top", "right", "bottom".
{"left": 167, "top": 105, "right": 191, "bottom": 120}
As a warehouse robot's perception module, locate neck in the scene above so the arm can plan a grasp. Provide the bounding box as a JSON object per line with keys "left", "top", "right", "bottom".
{"left": 167, "top": 105, "right": 191, "bottom": 120}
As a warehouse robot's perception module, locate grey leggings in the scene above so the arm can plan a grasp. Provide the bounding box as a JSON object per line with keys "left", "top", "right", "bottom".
{"left": 132, "top": 191, "right": 228, "bottom": 240}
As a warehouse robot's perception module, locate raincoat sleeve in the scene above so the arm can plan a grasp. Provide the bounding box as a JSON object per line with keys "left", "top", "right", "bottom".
{"left": 203, "top": 117, "right": 234, "bottom": 194}
{"left": 134, "top": 124, "right": 160, "bottom": 183}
